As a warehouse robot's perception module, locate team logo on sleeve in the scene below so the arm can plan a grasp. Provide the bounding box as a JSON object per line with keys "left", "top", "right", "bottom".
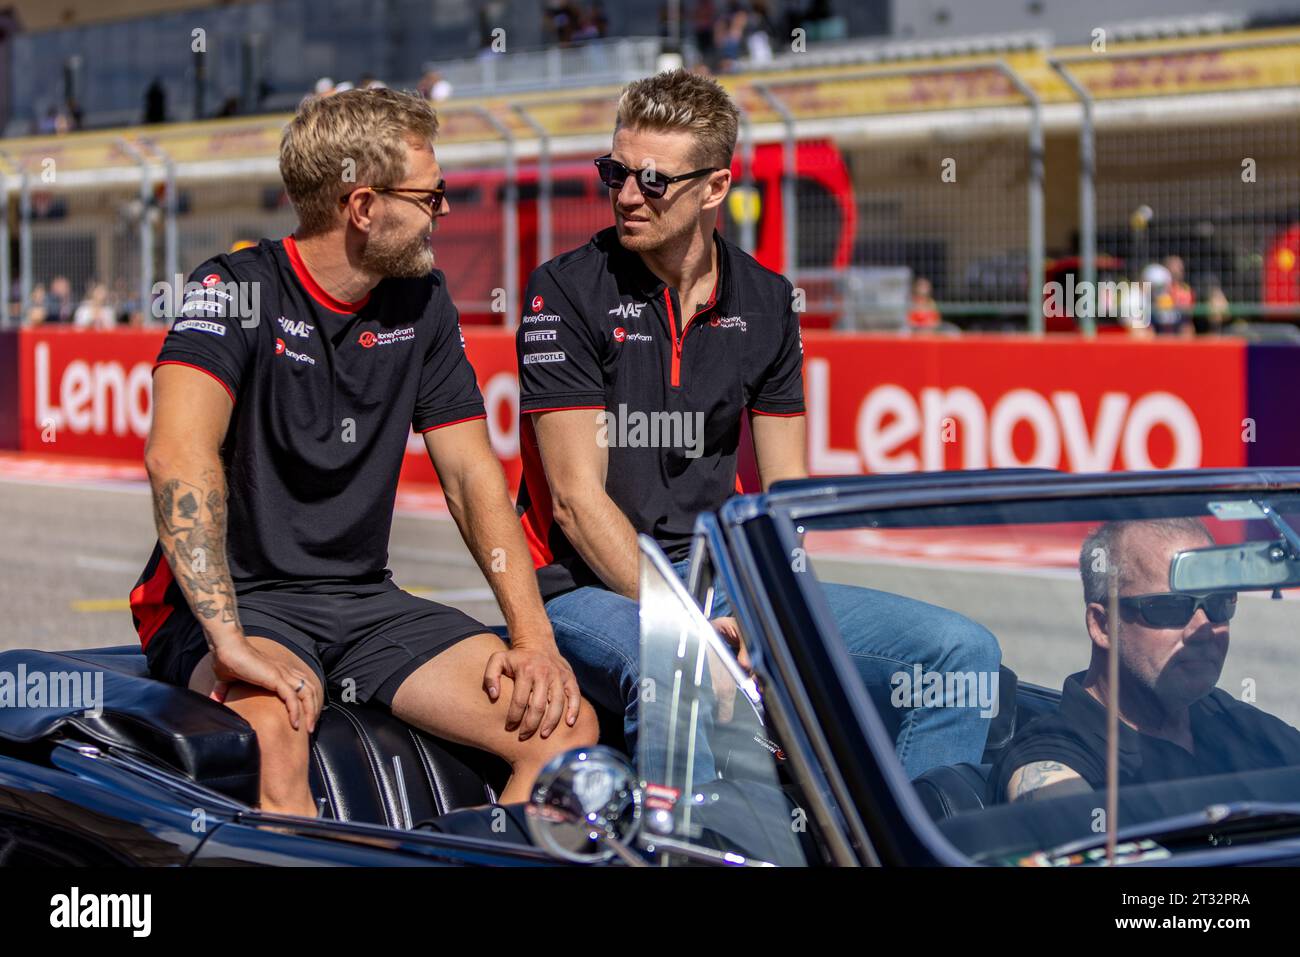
{"left": 172, "top": 319, "right": 226, "bottom": 335}
{"left": 358, "top": 331, "right": 377, "bottom": 348}
{"left": 531, "top": 295, "right": 544, "bottom": 312}
{"left": 522, "top": 351, "right": 566, "bottom": 364}
{"left": 277, "top": 316, "right": 314, "bottom": 339}
{"left": 608, "top": 301, "right": 645, "bottom": 319}
{"left": 201, "top": 273, "right": 222, "bottom": 287}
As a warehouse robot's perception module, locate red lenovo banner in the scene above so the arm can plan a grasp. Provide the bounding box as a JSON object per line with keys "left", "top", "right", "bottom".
{"left": 12, "top": 328, "right": 1252, "bottom": 476}
{"left": 800, "top": 335, "right": 1249, "bottom": 473}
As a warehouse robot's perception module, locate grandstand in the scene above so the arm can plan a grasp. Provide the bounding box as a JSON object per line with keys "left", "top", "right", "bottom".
{"left": 2, "top": 6, "right": 1299, "bottom": 336}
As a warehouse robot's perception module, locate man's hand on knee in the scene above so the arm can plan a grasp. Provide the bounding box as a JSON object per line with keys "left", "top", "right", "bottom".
{"left": 209, "top": 636, "right": 321, "bottom": 734}
{"left": 483, "top": 642, "right": 582, "bottom": 740}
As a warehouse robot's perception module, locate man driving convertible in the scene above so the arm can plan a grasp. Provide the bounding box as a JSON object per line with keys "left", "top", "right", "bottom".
{"left": 997, "top": 517, "right": 1300, "bottom": 802}
{"left": 515, "top": 69, "right": 1001, "bottom": 780}
{"left": 130, "top": 88, "right": 598, "bottom": 816}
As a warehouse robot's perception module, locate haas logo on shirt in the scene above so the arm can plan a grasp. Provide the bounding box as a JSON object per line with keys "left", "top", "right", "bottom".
{"left": 358, "top": 331, "right": 377, "bottom": 349}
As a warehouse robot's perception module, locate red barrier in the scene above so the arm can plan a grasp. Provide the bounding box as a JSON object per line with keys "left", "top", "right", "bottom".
{"left": 801, "top": 334, "right": 1247, "bottom": 473}
{"left": 14, "top": 328, "right": 1250, "bottom": 475}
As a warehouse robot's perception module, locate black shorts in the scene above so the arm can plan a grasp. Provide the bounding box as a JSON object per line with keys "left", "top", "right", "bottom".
{"left": 143, "top": 581, "right": 491, "bottom": 709}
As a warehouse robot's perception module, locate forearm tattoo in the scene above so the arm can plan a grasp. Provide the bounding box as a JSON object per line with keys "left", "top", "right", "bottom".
{"left": 152, "top": 469, "right": 237, "bottom": 649}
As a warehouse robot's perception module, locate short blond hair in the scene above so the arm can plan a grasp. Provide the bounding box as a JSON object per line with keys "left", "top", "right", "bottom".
{"left": 280, "top": 88, "right": 440, "bottom": 235}
{"left": 615, "top": 69, "right": 739, "bottom": 169}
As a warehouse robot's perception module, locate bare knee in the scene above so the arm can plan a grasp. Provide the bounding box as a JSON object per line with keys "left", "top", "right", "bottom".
{"left": 567, "top": 697, "right": 601, "bottom": 749}
{"left": 528, "top": 696, "right": 600, "bottom": 761}
{"left": 225, "top": 688, "right": 310, "bottom": 780}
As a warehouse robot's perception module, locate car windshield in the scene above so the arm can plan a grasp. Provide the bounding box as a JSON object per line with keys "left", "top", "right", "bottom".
{"left": 793, "top": 488, "right": 1300, "bottom": 865}
{"left": 635, "top": 536, "right": 812, "bottom": 866}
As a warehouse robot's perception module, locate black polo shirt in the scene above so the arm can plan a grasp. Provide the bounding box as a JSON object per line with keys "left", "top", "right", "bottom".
{"left": 995, "top": 671, "right": 1300, "bottom": 800}
{"left": 131, "top": 236, "right": 484, "bottom": 644}
{"left": 515, "top": 226, "right": 805, "bottom": 600}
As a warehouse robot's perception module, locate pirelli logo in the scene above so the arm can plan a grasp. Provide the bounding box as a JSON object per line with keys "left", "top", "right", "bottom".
{"left": 523, "top": 351, "right": 566, "bottom": 365}
{"left": 523, "top": 329, "right": 558, "bottom": 343}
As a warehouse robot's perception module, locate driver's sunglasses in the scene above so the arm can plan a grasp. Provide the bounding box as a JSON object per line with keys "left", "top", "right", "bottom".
{"left": 339, "top": 181, "right": 446, "bottom": 215}
{"left": 1118, "top": 591, "right": 1238, "bottom": 628}
{"left": 594, "top": 154, "right": 720, "bottom": 199}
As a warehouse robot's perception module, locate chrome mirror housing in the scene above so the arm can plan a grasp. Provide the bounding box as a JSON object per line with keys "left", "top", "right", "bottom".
{"left": 526, "top": 746, "right": 644, "bottom": 865}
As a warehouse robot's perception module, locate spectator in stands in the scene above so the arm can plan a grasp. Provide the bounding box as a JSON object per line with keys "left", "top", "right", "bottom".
{"left": 37, "top": 106, "right": 71, "bottom": 135}
{"left": 1143, "top": 261, "right": 1193, "bottom": 339}
{"left": 46, "top": 276, "right": 75, "bottom": 324}
{"left": 72, "top": 282, "right": 116, "bottom": 330}
{"left": 24, "top": 284, "right": 48, "bottom": 326}
{"left": 1165, "top": 255, "right": 1195, "bottom": 331}
{"left": 418, "top": 70, "right": 452, "bottom": 102}
{"left": 544, "top": 0, "right": 579, "bottom": 43}
{"left": 571, "top": 8, "right": 602, "bottom": 43}
{"left": 1203, "top": 282, "right": 1231, "bottom": 335}
{"left": 144, "top": 78, "right": 167, "bottom": 125}
{"left": 692, "top": 0, "right": 718, "bottom": 60}
{"left": 747, "top": 0, "right": 776, "bottom": 64}
{"left": 908, "top": 276, "right": 941, "bottom": 330}
{"left": 714, "top": 1, "right": 749, "bottom": 72}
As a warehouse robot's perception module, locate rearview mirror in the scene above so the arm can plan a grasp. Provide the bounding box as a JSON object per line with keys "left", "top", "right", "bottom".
{"left": 1170, "top": 540, "right": 1300, "bottom": 593}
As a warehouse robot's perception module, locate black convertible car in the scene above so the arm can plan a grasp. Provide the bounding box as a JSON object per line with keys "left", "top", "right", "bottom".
{"left": 5, "top": 467, "right": 1300, "bottom": 866}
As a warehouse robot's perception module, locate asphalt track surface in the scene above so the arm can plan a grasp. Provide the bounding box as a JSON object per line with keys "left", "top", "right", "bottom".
{"left": 4, "top": 469, "right": 1299, "bottom": 729}
{"left": 0, "top": 474, "right": 505, "bottom": 652}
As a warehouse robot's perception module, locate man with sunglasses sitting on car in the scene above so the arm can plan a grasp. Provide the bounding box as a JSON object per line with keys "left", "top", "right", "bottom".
{"left": 515, "top": 69, "right": 1001, "bottom": 781}
{"left": 998, "top": 518, "right": 1300, "bottom": 803}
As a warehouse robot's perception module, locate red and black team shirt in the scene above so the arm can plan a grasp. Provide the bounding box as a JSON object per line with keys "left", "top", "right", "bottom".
{"left": 130, "top": 236, "right": 484, "bottom": 648}
{"left": 516, "top": 226, "right": 806, "bottom": 601}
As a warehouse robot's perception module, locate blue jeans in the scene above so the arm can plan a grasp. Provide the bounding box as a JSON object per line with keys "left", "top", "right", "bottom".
{"left": 545, "top": 562, "right": 1001, "bottom": 780}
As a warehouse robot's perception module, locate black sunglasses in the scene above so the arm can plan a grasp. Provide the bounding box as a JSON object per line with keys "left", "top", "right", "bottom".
{"left": 340, "top": 181, "right": 447, "bottom": 215}
{"left": 594, "top": 154, "right": 720, "bottom": 199}
{"left": 1117, "top": 591, "right": 1237, "bottom": 628}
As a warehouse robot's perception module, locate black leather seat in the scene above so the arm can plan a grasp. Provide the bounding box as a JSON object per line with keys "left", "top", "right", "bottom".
{"left": 35, "top": 645, "right": 512, "bottom": 825}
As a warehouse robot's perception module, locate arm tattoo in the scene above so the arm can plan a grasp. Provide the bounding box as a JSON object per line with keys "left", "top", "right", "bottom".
{"left": 152, "top": 469, "right": 239, "bottom": 646}
{"left": 1009, "top": 760, "right": 1088, "bottom": 802}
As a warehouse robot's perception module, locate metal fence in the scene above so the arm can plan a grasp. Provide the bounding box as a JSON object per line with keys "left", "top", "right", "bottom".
{"left": 1052, "top": 36, "right": 1300, "bottom": 333}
